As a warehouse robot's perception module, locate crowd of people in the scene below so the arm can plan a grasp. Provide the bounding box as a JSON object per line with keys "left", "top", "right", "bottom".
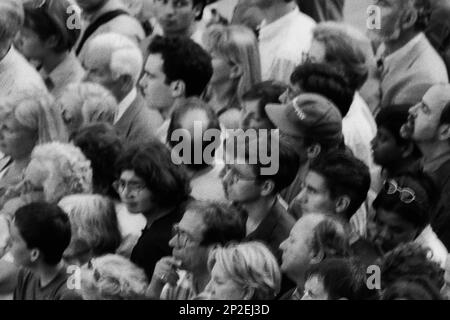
{"left": 0, "top": 0, "right": 449, "bottom": 300}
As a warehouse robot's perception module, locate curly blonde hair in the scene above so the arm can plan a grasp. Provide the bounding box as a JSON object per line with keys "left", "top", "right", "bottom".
{"left": 207, "top": 242, "right": 281, "bottom": 300}
{"left": 28, "top": 142, "right": 92, "bottom": 203}
{"left": 80, "top": 254, "right": 148, "bottom": 300}
{"left": 57, "top": 82, "right": 118, "bottom": 135}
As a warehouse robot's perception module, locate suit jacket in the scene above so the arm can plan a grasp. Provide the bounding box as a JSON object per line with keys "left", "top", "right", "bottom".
{"left": 245, "top": 198, "right": 295, "bottom": 262}
{"left": 378, "top": 33, "right": 449, "bottom": 109}
{"left": 426, "top": 0, "right": 450, "bottom": 75}
{"left": 114, "top": 93, "right": 163, "bottom": 146}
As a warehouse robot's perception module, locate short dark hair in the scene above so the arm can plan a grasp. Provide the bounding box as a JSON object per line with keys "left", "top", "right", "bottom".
{"left": 309, "top": 216, "right": 351, "bottom": 260}
{"left": 381, "top": 277, "right": 443, "bottom": 300}
{"left": 224, "top": 133, "right": 300, "bottom": 194}
{"left": 379, "top": 242, "right": 444, "bottom": 291}
{"left": 305, "top": 258, "right": 370, "bottom": 300}
{"left": 186, "top": 201, "right": 246, "bottom": 247}
{"left": 147, "top": 35, "right": 213, "bottom": 97}
{"left": 72, "top": 122, "right": 123, "bottom": 199}
{"left": 290, "top": 63, "right": 354, "bottom": 117}
{"left": 408, "top": 0, "right": 432, "bottom": 31}
{"left": 14, "top": 202, "right": 71, "bottom": 265}
{"left": 310, "top": 152, "right": 371, "bottom": 220}
{"left": 242, "top": 80, "right": 288, "bottom": 125}
{"left": 440, "top": 101, "right": 450, "bottom": 128}
{"left": 373, "top": 172, "right": 437, "bottom": 230}
{"left": 115, "top": 140, "right": 192, "bottom": 209}
{"left": 376, "top": 104, "right": 415, "bottom": 146}
{"left": 167, "top": 97, "right": 221, "bottom": 171}
{"left": 23, "top": 0, "right": 81, "bottom": 53}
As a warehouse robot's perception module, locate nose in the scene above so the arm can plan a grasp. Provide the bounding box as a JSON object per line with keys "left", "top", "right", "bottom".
{"left": 298, "top": 187, "right": 308, "bottom": 204}
{"left": 279, "top": 239, "right": 286, "bottom": 251}
{"left": 370, "top": 137, "right": 377, "bottom": 149}
{"left": 138, "top": 76, "right": 146, "bottom": 91}
{"left": 168, "top": 234, "right": 177, "bottom": 248}
{"left": 279, "top": 90, "right": 288, "bottom": 104}
{"left": 409, "top": 103, "right": 419, "bottom": 116}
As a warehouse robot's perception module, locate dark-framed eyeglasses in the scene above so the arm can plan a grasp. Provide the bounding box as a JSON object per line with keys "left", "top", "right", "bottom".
{"left": 112, "top": 179, "right": 147, "bottom": 195}
{"left": 384, "top": 180, "right": 416, "bottom": 204}
{"left": 172, "top": 224, "right": 200, "bottom": 247}
{"left": 223, "top": 165, "right": 257, "bottom": 184}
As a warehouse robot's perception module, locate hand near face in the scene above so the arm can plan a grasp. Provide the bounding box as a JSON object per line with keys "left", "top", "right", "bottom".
{"left": 146, "top": 256, "right": 182, "bottom": 299}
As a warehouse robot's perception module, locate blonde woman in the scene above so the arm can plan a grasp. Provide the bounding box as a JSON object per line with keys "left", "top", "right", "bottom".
{"left": 1, "top": 142, "right": 92, "bottom": 218}
{"left": 57, "top": 82, "right": 118, "bottom": 138}
{"left": 200, "top": 242, "right": 281, "bottom": 300}
{"left": 203, "top": 24, "right": 261, "bottom": 129}
{"left": 80, "top": 254, "right": 148, "bottom": 300}
{"left": 59, "top": 194, "right": 122, "bottom": 266}
{"left": 0, "top": 93, "right": 68, "bottom": 205}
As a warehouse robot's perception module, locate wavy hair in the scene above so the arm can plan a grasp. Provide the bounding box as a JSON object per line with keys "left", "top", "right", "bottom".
{"left": 28, "top": 142, "right": 92, "bottom": 203}
{"left": 204, "top": 24, "right": 261, "bottom": 99}
{"left": 207, "top": 242, "right": 281, "bottom": 300}
{"left": 80, "top": 254, "right": 148, "bottom": 300}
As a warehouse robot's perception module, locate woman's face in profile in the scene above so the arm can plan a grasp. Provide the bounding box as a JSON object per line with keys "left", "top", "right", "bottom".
{"left": 203, "top": 263, "right": 248, "bottom": 300}
{"left": 0, "top": 115, "right": 37, "bottom": 160}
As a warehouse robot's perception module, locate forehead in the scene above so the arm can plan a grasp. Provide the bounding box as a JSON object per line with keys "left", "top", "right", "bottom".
{"left": 306, "top": 171, "right": 328, "bottom": 190}
{"left": 145, "top": 54, "right": 164, "bottom": 72}
{"left": 376, "top": 209, "right": 413, "bottom": 228}
{"left": 120, "top": 170, "right": 144, "bottom": 182}
{"left": 179, "top": 209, "right": 205, "bottom": 232}
{"left": 423, "top": 86, "right": 450, "bottom": 114}
{"left": 309, "top": 40, "right": 326, "bottom": 62}
{"left": 292, "top": 214, "right": 323, "bottom": 238}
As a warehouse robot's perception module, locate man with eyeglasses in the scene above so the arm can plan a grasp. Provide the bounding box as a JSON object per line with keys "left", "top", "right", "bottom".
{"left": 403, "top": 83, "right": 450, "bottom": 249}
{"left": 146, "top": 200, "right": 245, "bottom": 300}
{"left": 221, "top": 132, "right": 299, "bottom": 262}
{"left": 370, "top": 173, "right": 447, "bottom": 267}
{"left": 0, "top": 0, "right": 47, "bottom": 99}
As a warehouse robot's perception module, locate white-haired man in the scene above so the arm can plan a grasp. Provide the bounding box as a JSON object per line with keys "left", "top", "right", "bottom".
{"left": 83, "top": 32, "right": 163, "bottom": 145}
{"left": 0, "top": 0, "right": 47, "bottom": 98}
{"left": 369, "top": 0, "right": 448, "bottom": 109}
{"left": 75, "top": 0, "right": 145, "bottom": 62}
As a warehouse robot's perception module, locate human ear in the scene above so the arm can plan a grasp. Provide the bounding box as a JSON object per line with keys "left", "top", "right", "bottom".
{"left": 306, "top": 144, "right": 321, "bottom": 160}
{"left": 170, "top": 80, "right": 186, "bottom": 98}
{"left": 401, "top": 7, "right": 418, "bottom": 30}
{"left": 335, "top": 196, "right": 351, "bottom": 216}
{"left": 30, "top": 248, "right": 40, "bottom": 263}
{"left": 438, "top": 124, "right": 450, "bottom": 142}
{"left": 230, "top": 64, "right": 243, "bottom": 80}
{"left": 260, "top": 180, "right": 275, "bottom": 197}
{"left": 400, "top": 142, "right": 415, "bottom": 158}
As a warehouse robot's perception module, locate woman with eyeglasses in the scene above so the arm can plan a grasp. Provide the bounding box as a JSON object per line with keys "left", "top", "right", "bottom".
{"left": 114, "top": 141, "right": 193, "bottom": 280}
{"left": 370, "top": 173, "right": 448, "bottom": 267}
{"left": 16, "top": 0, "right": 84, "bottom": 98}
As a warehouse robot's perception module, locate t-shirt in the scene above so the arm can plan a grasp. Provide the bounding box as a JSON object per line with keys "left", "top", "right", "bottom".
{"left": 14, "top": 267, "right": 82, "bottom": 300}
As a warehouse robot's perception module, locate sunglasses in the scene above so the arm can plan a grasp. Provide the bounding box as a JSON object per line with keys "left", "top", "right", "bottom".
{"left": 384, "top": 180, "right": 416, "bottom": 204}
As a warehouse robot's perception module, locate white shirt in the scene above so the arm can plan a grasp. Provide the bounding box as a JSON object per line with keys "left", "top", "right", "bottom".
{"left": 190, "top": 161, "right": 226, "bottom": 202}
{"left": 114, "top": 87, "right": 137, "bottom": 123}
{"left": 342, "top": 92, "right": 381, "bottom": 190}
{"left": 0, "top": 46, "right": 47, "bottom": 99}
{"left": 415, "top": 225, "right": 448, "bottom": 268}
{"left": 259, "top": 7, "right": 316, "bottom": 83}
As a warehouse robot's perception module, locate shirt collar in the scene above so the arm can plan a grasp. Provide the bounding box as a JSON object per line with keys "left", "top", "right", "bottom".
{"left": 115, "top": 88, "right": 137, "bottom": 123}
{"left": 379, "top": 33, "right": 424, "bottom": 66}
{"left": 259, "top": 7, "right": 299, "bottom": 40}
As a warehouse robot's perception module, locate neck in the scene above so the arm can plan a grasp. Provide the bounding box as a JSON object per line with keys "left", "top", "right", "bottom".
{"left": 166, "top": 22, "right": 197, "bottom": 39}
{"left": 208, "top": 82, "right": 236, "bottom": 113}
{"left": 165, "top": 97, "right": 185, "bottom": 119}
{"left": 242, "top": 196, "right": 276, "bottom": 235}
{"left": 41, "top": 51, "right": 69, "bottom": 74}
{"left": 116, "top": 87, "right": 133, "bottom": 103}
{"left": 385, "top": 156, "right": 417, "bottom": 177}
{"left": 418, "top": 141, "right": 450, "bottom": 164}
{"left": 384, "top": 30, "right": 419, "bottom": 56}
{"left": 261, "top": 1, "right": 296, "bottom": 25}
{"left": 0, "top": 43, "right": 11, "bottom": 62}
{"left": 34, "top": 261, "right": 65, "bottom": 288}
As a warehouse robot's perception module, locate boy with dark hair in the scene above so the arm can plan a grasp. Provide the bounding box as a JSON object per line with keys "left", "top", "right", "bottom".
{"left": 0, "top": 202, "right": 81, "bottom": 300}
{"left": 139, "top": 35, "right": 213, "bottom": 141}
{"left": 290, "top": 151, "right": 371, "bottom": 222}
{"left": 240, "top": 80, "right": 287, "bottom": 130}
{"left": 222, "top": 132, "right": 299, "bottom": 260}
{"left": 372, "top": 104, "right": 422, "bottom": 179}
